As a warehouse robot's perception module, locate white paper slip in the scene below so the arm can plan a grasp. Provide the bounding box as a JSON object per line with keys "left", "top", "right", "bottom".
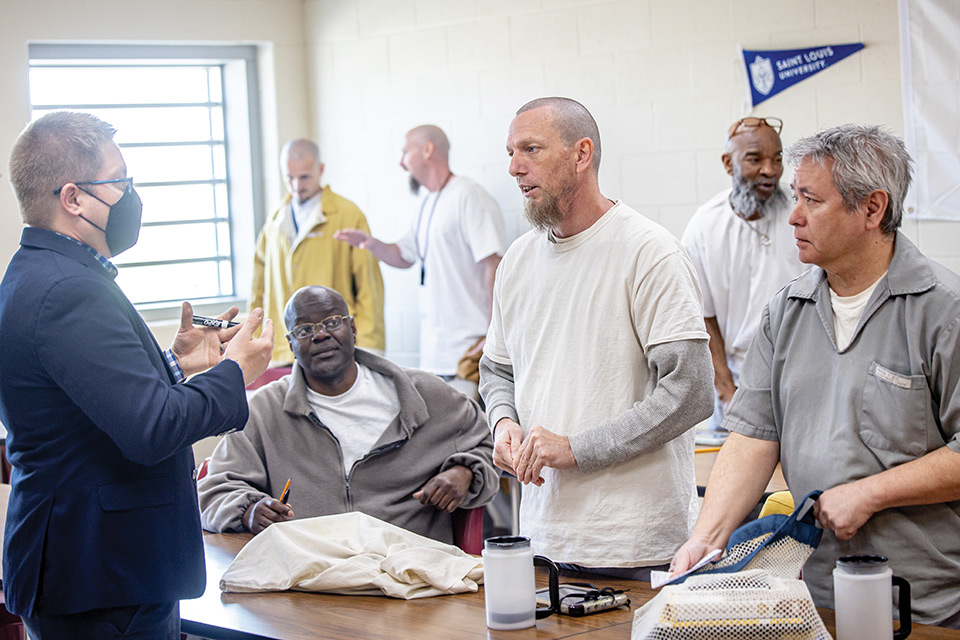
{"left": 650, "top": 548, "right": 722, "bottom": 589}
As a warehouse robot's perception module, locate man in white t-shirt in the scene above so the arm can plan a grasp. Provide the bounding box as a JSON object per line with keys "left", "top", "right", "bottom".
{"left": 198, "top": 286, "right": 498, "bottom": 544}
{"left": 681, "top": 117, "right": 805, "bottom": 445}
{"left": 334, "top": 126, "right": 507, "bottom": 394}
{"left": 479, "top": 97, "right": 714, "bottom": 578}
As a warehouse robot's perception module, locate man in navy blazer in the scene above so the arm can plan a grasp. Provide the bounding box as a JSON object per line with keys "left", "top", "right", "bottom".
{"left": 0, "top": 111, "right": 274, "bottom": 639}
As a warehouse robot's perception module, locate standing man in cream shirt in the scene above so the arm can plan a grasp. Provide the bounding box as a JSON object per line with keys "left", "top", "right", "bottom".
{"left": 480, "top": 97, "right": 713, "bottom": 578}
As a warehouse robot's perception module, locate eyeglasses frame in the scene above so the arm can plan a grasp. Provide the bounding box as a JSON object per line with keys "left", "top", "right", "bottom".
{"left": 729, "top": 117, "right": 783, "bottom": 138}
{"left": 53, "top": 177, "right": 134, "bottom": 196}
{"left": 286, "top": 314, "right": 354, "bottom": 341}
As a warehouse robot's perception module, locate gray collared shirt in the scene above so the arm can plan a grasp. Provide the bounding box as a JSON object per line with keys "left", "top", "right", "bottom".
{"left": 726, "top": 232, "right": 960, "bottom": 626}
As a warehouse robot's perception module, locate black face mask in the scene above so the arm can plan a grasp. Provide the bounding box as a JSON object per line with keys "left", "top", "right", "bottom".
{"left": 78, "top": 183, "right": 143, "bottom": 256}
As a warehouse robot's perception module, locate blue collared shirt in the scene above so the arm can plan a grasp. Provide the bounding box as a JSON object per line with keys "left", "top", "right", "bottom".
{"left": 54, "top": 232, "right": 185, "bottom": 384}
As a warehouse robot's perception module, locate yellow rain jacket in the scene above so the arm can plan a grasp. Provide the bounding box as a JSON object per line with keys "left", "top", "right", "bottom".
{"left": 251, "top": 186, "right": 385, "bottom": 364}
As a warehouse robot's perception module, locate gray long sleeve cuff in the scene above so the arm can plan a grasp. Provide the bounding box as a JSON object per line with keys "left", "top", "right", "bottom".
{"left": 479, "top": 354, "right": 519, "bottom": 433}
{"left": 570, "top": 338, "right": 713, "bottom": 473}
{"left": 479, "top": 340, "right": 714, "bottom": 473}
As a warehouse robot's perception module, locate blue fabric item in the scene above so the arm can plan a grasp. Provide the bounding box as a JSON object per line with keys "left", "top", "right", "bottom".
{"left": 53, "top": 231, "right": 119, "bottom": 278}
{"left": 0, "top": 228, "right": 249, "bottom": 617}
{"left": 22, "top": 601, "right": 179, "bottom": 640}
{"left": 742, "top": 44, "right": 864, "bottom": 107}
{"left": 163, "top": 349, "right": 185, "bottom": 384}
{"left": 674, "top": 490, "right": 823, "bottom": 583}
{"left": 51, "top": 233, "right": 186, "bottom": 384}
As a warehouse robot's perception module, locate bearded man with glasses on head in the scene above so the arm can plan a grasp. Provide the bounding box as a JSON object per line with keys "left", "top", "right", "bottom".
{"left": 199, "top": 285, "right": 499, "bottom": 543}
{"left": 681, "top": 116, "right": 805, "bottom": 446}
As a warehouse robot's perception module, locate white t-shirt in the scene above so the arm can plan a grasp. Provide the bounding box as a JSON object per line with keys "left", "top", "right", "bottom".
{"left": 681, "top": 189, "right": 805, "bottom": 374}
{"left": 285, "top": 191, "right": 326, "bottom": 247}
{"left": 484, "top": 202, "right": 709, "bottom": 567}
{"left": 305, "top": 363, "right": 401, "bottom": 477}
{"left": 829, "top": 272, "right": 886, "bottom": 352}
{"left": 396, "top": 176, "right": 507, "bottom": 376}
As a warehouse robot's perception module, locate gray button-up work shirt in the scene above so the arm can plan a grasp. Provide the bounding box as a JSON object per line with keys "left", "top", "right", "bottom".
{"left": 726, "top": 233, "right": 960, "bottom": 627}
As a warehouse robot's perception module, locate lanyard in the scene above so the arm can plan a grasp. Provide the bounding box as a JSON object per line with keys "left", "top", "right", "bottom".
{"left": 414, "top": 174, "right": 452, "bottom": 285}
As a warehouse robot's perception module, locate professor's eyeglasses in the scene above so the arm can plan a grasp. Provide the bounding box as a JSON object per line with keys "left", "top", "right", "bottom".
{"left": 53, "top": 177, "right": 134, "bottom": 196}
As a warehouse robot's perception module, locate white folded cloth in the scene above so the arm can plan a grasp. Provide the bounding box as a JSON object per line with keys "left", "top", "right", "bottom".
{"left": 219, "top": 511, "right": 484, "bottom": 599}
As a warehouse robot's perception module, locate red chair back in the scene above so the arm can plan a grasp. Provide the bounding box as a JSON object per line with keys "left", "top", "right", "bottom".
{"left": 1, "top": 444, "right": 11, "bottom": 484}
{"left": 452, "top": 507, "right": 484, "bottom": 555}
{"left": 196, "top": 457, "right": 211, "bottom": 481}
{"left": 0, "top": 592, "right": 24, "bottom": 640}
{"left": 246, "top": 366, "right": 292, "bottom": 391}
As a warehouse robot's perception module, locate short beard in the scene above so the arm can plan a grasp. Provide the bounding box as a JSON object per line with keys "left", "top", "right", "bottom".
{"left": 523, "top": 191, "right": 567, "bottom": 234}
{"left": 408, "top": 175, "right": 421, "bottom": 195}
{"left": 729, "top": 172, "right": 788, "bottom": 219}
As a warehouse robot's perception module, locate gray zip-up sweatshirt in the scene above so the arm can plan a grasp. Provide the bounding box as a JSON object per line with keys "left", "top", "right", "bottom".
{"left": 198, "top": 349, "right": 498, "bottom": 544}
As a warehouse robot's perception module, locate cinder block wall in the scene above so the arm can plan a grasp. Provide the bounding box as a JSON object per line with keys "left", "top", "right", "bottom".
{"left": 303, "top": 0, "right": 935, "bottom": 365}
{"left": 0, "top": 0, "right": 951, "bottom": 367}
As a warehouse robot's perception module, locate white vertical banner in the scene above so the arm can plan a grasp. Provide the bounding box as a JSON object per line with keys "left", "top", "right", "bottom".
{"left": 900, "top": 0, "right": 960, "bottom": 221}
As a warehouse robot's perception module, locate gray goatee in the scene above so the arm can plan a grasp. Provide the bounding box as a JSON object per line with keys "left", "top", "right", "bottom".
{"left": 523, "top": 191, "right": 567, "bottom": 234}
{"left": 729, "top": 171, "right": 788, "bottom": 219}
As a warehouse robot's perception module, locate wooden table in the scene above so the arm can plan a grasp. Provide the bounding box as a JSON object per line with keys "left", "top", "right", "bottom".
{"left": 180, "top": 532, "right": 960, "bottom": 640}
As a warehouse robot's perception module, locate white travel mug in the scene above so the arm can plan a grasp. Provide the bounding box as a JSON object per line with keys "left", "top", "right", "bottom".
{"left": 833, "top": 554, "right": 911, "bottom": 640}
{"left": 481, "top": 536, "right": 558, "bottom": 630}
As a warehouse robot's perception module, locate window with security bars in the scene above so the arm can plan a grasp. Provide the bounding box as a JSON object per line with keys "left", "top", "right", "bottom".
{"left": 28, "top": 44, "right": 263, "bottom": 311}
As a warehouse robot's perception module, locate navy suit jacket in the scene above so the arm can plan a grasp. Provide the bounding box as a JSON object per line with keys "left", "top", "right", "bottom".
{"left": 0, "top": 228, "right": 249, "bottom": 616}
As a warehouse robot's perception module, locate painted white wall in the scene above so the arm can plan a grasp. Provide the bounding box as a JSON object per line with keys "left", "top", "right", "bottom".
{"left": 0, "top": 0, "right": 957, "bottom": 367}
{"left": 0, "top": 0, "right": 312, "bottom": 345}
{"left": 303, "top": 0, "right": 958, "bottom": 366}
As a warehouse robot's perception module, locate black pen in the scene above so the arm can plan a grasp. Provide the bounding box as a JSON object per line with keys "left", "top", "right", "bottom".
{"left": 192, "top": 315, "right": 239, "bottom": 329}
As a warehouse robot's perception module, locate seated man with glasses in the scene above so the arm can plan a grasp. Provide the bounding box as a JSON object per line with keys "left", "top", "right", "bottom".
{"left": 199, "top": 285, "right": 499, "bottom": 543}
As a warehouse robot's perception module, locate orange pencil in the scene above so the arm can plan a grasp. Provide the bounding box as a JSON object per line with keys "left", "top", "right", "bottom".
{"left": 279, "top": 478, "right": 292, "bottom": 504}
{"left": 695, "top": 447, "right": 722, "bottom": 454}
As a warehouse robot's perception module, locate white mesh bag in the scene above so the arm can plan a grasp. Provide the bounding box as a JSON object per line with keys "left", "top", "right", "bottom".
{"left": 632, "top": 569, "right": 831, "bottom": 640}
{"left": 677, "top": 491, "right": 823, "bottom": 584}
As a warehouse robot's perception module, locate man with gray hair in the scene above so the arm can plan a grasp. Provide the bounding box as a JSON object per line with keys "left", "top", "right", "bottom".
{"left": 671, "top": 124, "right": 960, "bottom": 627}
{"left": 252, "top": 138, "right": 385, "bottom": 367}
{"left": 681, "top": 117, "right": 804, "bottom": 445}
{"left": 335, "top": 125, "right": 507, "bottom": 394}
{"left": 481, "top": 97, "right": 714, "bottom": 578}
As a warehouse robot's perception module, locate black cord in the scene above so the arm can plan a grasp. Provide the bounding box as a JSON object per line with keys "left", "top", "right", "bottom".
{"left": 558, "top": 583, "right": 631, "bottom": 605}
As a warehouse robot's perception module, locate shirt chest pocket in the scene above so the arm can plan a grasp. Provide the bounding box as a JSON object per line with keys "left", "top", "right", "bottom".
{"left": 860, "top": 361, "right": 934, "bottom": 458}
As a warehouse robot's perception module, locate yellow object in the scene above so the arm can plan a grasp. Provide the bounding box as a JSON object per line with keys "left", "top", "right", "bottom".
{"left": 694, "top": 446, "right": 722, "bottom": 454}
{"left": 759, "top": 491, "right": 794, "bottom": 518}
{"left": 251, "top": 186, "right": 386, "bottom": 363}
